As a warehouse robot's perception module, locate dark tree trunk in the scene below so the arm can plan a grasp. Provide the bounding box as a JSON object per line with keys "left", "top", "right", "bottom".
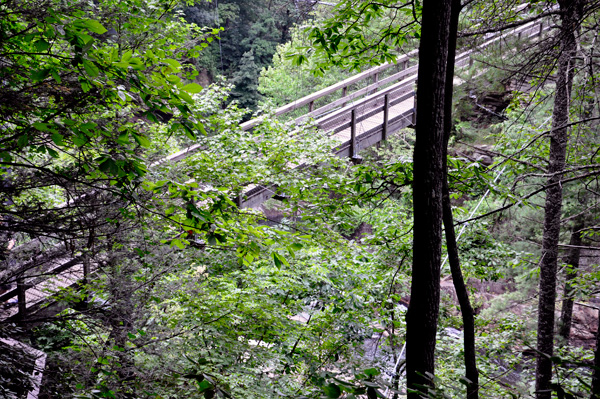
{"left": 406, "top": 0, "right": 452, "bottom": 395}
{"left": 592, "top": 308, "right": 600, "bottom": 399}
{"left": 535, "top": 1, "right": 580, "bottom": 397}
{"left": 441, "top": 1, "right": 479, "bottom": 397}
{"left": 558, "top": 219, "right": 584, "bottom": 343}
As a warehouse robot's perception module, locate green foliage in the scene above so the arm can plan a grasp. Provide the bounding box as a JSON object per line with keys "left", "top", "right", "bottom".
{"left": 258, "top": 28, "right": 349, "bottom": 112}
{"left": 0, "top": 0, "right": 220, "bottom": 216}
{"left": 288, "top": 0, "right": 420, "bottom": 73}
{"left": 182, "top": 0, "right": 310, "bottom": 107}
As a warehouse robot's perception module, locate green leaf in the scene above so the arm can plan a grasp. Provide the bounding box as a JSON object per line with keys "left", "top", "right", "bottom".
{"left": 98, "top": 157, "right": 118, "bottom": 175}
{"left": 97, "top": 356, "right": 110, "bottom": 365}
{"left": 273, "top": 252, "right": 289, "bottom": 268}
{"left": 290, "top": 243, "right": 303, "bottom": 251}
{"left": 178, "top": 91, "right": 194, "bottom": 104}
{"left": 197, "top": 380, "right": 212, "bottom": 393}
{"left": 17, "top": 135, "right": 29, "bottom": 148}
{"left": 33, "top": 122, "right": 50, "bottom": 131}
{"left": 80, "top": 19, "right": 107, "bottom": 34}
{"left": 34, "top": 39, "right": 49, "bottom": 52}
{"left": 128, "top": 58, "right": 145, "bottom": 71}
{"left": 163, "top": 58, "right": 182, "bottom": 71}
{"left": 31, "top": 68, "right": 51, "bottom": 82}
{"left": 51, "top": 70, "right": 62, "bottom": 83}
{"left": 132, "top": 133, "right": 150, "bottom": 148}
{"left": 323, "top": 383, "right": 341, "bottom": 398}
{"left": 73, "top": 134, "right": 88, "bottom": 147}
{"left": 273, "top": 252, "right": 282, "bottom": 268}
{"left": 169, "top": 239, "right": 185, "bottom": 249}
{"left": 182, "top": 83, "right": 203, "bottom": 93}
{"left": 83, "top": 59, "right": 99, "bottom": 77}
{"left": 363, "top": 368, "right": 380, "bottom": 377}
{"left": 51, "top": 133, "right": 65, "bottom": 146}
{"left": 47, "top": 147, "right": 59, "bottom": 158}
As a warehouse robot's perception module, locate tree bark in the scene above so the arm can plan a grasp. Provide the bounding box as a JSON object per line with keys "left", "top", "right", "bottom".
{"left": 535, "top": 1, "right": 580, "bottom": 397}
{"left": 558, "top": 219, "right": 584, "bottom": 343}
{"left": 406, "top": 0, "right": 452, "bottom": 395}
{"left": 441, "top": 1, "right": 479, "bottom": 397}
{"left": 592, "top": 307, "right": 600, "bottom": 399}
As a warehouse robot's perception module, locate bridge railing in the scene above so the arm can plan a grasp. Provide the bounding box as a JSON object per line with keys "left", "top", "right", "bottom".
{"left": 315, "top": 17, "right": 551, "bottom": 158}
{"left": 161, "top": 51, "right": 420, "bottom": 164}
{"left": 157, "top": 17, "right": 550, "bottom": 165}
{"left": 240, "top": 50, "right": 418, "bottom": 131}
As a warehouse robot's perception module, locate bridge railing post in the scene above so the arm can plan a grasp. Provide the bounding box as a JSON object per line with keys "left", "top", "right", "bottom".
{"left": 341, "top": 86, "right": 348, "bottom": 107}
{"left": 308, "top": 101, "right": 314, "bottom": 113}
{"left": 82, "top": 254, "right": 90, "bottom": 308}
{"left": 370, "top": 73, "right": 379, "bottom": 95}
{"left": 17, "top": 276, "right": 26, "bottom": 319}
{"left": 383, "top": 94, "right": 389, "bottom": 142}
{"left": 350, "top": 109, "right": 356, "bottom": 158}
{"left": 411, "top": 96, "right": 417, "bottom": 127}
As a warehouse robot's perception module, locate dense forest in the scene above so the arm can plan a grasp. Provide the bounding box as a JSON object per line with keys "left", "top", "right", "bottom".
{"left": 1, "top": 0, "right": 600, "bottom": 398}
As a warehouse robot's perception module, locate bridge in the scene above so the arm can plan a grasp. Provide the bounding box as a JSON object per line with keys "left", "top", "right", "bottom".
{"left": 0, "top": 18, "right": 549, "bottom": 325}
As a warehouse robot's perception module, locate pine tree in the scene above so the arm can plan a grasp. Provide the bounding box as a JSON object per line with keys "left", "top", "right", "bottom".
{"left": 231, "top": 50, "right": 262, "bottom": 113}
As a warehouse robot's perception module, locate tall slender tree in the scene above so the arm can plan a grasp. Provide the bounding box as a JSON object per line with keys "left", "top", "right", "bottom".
{"left": 592, "top": 311, "right": 600, "bottom": 399}
{"left": 535, "top": 0, "right": 582, "bottom": 396}
{"left": 441, "top": 0, "right": 479, "bottom": 397}
{"left": 406, "top": 0, "right": 452, "bottom": 395}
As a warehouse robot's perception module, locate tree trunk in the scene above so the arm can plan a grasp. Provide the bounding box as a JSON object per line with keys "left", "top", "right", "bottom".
{"left": 558, "top": 219, "right": 584, "bottom": 343}
{"left": 441, "top": 1, "right": 479, "bottom": 397}
{"left": 535, "top": 1, "right": 580, "bottom": 397}
{"left": 592, "top": 307, "right": 600, "bottom": 399}
{"left": 406, "top": 0, "right": 452, "bottom": 395}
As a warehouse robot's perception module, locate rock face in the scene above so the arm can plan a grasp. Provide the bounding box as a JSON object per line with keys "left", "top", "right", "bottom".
{"left": 345, "top": 222, "right": 373, "bottom": 242}
{"left": 563, "top": 249, "right": 600, "bottom": 347}
{"left": 454, "top": 144, "right": 495, "bottom": 167}
{"left": 570, "top": 302, "right": 599, "bottom": 347}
